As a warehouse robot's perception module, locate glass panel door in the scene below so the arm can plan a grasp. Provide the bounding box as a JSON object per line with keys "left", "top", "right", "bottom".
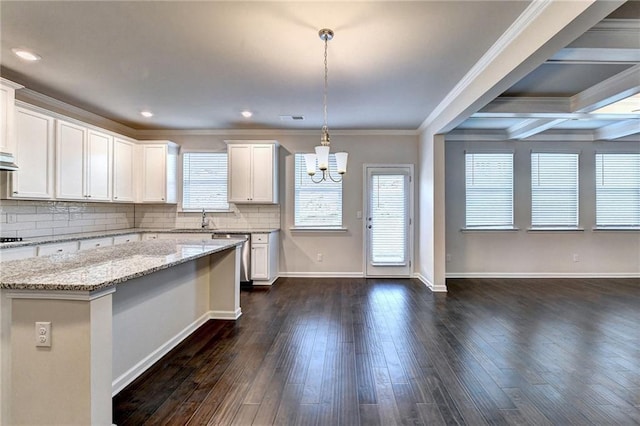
{"left": 365, "top": 166, "right": 413, "bottom": 277}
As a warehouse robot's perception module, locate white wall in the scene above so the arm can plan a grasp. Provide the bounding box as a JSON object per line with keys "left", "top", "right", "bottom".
{"left": 140, "top": 132, "right": 419, "bottom": 276}
{"left": 445, "top": 138, "right": 640, "bottom": 277}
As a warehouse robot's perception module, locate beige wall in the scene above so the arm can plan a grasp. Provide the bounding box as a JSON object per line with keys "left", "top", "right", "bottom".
{"left": 445, "top": 138, "right": 640, "bottom": 277}
{"left": 141, "top": 132, "right": 419, "bottom": 276}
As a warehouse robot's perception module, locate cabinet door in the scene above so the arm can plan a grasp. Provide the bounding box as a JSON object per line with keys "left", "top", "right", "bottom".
{"left": 56, "top": 120, "right": 86, "bottom": 200}
{"left": 86, "top": 130, "right": 112, "bottom": 201}
{"left": 12, "top": 108, "right": 54, "bottom": 199}
{"left": 79, "top": 237, "right": 113, "bottom": 251}
{"left": 37, "top": 241, "right": 79, "bottom": 256}
{"left": 250, "top": 145, "right": 274, "bottom": 203}
{"left": 251, "top": 243, "right": 269, "bottom": 280}
{"left": 228, "top": 144, "right": 252, "bottom": 202}
{"left": 0, "top": 246, "right": 36, "bottom": 261}
{"left": 141, "top": 145, "right": 167, "bottom": 202}
{"left": 113, "top": 234, "right": 140, "bottom": 245}
{"left": 113, "top": 138, "right": 135, "bottom": 202}
{"left": 0, "top": 83, "right": 17, "bottom": 155}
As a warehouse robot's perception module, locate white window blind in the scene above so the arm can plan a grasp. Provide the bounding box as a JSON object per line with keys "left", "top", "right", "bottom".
{"left": 465, "top": 153, "right": 513, "bottom": 228}
{"left": 182, "top": 152, "right": 229, "bottom": 211}
{"left": 531, "top": 153, "right": 579, "bottom": 227}
{"left": 595, "top": 153, "right": 640, "bottom": 227}
{"left": 294, "top": 153, "right": 342, "bottom": 227}
{"left": 370, "top": 174, "right": 407, "bottom": 265}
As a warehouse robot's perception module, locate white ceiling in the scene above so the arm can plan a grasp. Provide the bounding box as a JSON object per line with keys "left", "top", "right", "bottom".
{"left": 1, "top": 1, "right": 638, "bottom": 140}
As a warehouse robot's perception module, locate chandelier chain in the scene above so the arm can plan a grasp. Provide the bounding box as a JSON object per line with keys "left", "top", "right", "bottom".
{"left": 322, "top": 33, "right": 329, "bottom": 144}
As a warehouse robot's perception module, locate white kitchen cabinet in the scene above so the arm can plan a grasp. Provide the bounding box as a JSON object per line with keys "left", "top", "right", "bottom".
{"left": 0, "top": 78, "right": 23, "bottom": 156}
{"left": 226, "top": 141, "right": 278, "bottom": 204}
{"left": 86, "top": 129, "right": 112, "bottom": 201}
{"left": 78, "top": 237, "right": 113, "bottom": 251}
{"left": 1, "top": 106, "right": 54, "bottom": 199}
{"left": 113, "top": 233, "right": 140, "bottom": 245}
{"left": 141, "top": 233, "right": 159, "bottom": 241}
{"left": 113, "top": 138, "right": 136, "bottom": 202}
{"left": 56, "top": 121, "right": 112, "bottom": 201}
{"left": 0, "top": 246, "right": 36, "bottom": 261}
{"left": 37, "top": 241, "right": 79, "bottom": 256}
{"left": 56, "top": 120, "right": 86, "bottom": 200}
{"left": 138, "top": 141, "right": 178, "bottom": 203}
{"left": 251, "top": 231, "right": 279, "bottom": 285}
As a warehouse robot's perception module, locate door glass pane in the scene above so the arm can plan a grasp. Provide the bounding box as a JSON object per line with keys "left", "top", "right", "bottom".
{"left": 370, "top": 174, "right": 407, "bottom": 265}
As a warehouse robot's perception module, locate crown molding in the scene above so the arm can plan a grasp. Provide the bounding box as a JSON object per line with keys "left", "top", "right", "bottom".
{"left": 135, "top": 128, "right": 419, "bottom": 138}
{"left": 16, "top": 88, "right": 138, "bottom": 138}
{"left": 419, "top": 0, "right": 555, "bottom": 132}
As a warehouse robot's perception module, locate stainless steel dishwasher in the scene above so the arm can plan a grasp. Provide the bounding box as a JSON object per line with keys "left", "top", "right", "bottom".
{"left": 212, "top": 233, "right": 251, "bottom": 283}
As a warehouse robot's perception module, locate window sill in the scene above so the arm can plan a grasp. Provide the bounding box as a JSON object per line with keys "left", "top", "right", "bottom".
{"left": 179, "top": 208, "right": 233, "bottom": 213}
{"left": 527, "top": 227, "right": 584, "bottom": 232}
{"left": 461, "top": 227, "right": 519, "bottom": 233}
{"left": 290, "top": 227, "right": 348, "bottom": 233}
{"left": 593, "top": 226, "right": 640, "bottom": 232}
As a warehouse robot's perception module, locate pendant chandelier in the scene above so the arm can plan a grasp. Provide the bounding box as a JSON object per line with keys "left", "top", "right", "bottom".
{"left": 304, "top": 28, "right": 348, "bottom": 183}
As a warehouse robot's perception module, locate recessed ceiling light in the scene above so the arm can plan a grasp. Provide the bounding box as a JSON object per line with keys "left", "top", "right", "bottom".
{"left": 241, "top": 110, "right": 253, "bottom": 118}
{"left": 11, "top": 48, "right": 41, "bottom": 61}
{"left": 140, "top": 111, "right": 154, "bottom": 118}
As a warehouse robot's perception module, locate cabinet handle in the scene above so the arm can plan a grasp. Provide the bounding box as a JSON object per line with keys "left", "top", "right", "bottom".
{"left": 12, "top": 191, "right": 18, "bottom": 194}
{"left": 87, "top": 195, "right": 91, "bottom": 198}
{"left": 56, "top": 249, "right": 63, "bottom": 253}
{"left": 114, "top": 196, "right": 118, "bottom": 199}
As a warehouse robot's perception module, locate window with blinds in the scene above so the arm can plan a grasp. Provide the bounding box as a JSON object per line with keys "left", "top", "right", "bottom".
{"left": 294, "top": 153, "right": 342, "bottom": 227}
{"left": 595, "top": 153, "right": 640, "bottom": 227}
{"left": 370, "top": 174, "right": 407, "bottom": 265}
{"left": 531, "top": 153, "right": 579, "bottom": 227}
{"left": 465, "top": 153, "right": 514, "bottom": 228}
{"left": 182, "top": 152, "right": 229, "bottom": 211}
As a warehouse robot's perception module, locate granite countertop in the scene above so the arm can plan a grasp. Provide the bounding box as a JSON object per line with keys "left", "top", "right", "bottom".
{"left": 0, "top": 227, "right": 280, "bottom": 249}
{"left": 0, "top": 238, "right": 244, "bottom": 292}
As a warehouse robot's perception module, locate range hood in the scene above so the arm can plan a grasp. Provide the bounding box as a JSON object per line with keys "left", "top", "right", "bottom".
{"left": 0, "top": 152, "right": 18, "bottom": 171}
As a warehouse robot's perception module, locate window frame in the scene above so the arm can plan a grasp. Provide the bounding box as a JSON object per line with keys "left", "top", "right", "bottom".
{"left": 180, "top": 150, "right": 231, "bottom": 212}
{"left": 594, "top": 152, "right": 640, "bottom": 230}
{"left": 291, "top": 152, "right": 345, "bottom": 231}
{"left": 529, "top": 151, "right": 580, "bottom": 230}
{"left": 463, "top": 151, "right": 516, "bottom": 231}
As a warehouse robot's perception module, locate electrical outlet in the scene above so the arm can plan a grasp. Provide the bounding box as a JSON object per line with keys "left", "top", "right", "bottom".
{"left": 35, "top": 322, "right": 51, "bottom": 347}
{"left": 446, "top": 253, "right": 451, "bottom": 262}
{"left": 572, "top": 253, "right": 579, "bottom": 262}
{"left": 356, "top": 211, "right": 362, "bottom": 219}
{"left": 7, "top": 214, "right": 16, "bottom": 224}
{"left": 317, "top": 253, "right": 323, "bottom": 262}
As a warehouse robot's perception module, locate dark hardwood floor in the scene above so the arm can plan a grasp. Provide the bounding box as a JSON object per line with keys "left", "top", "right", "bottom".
{"left": 113, "top": 277, "right": 640, "bottom": 425}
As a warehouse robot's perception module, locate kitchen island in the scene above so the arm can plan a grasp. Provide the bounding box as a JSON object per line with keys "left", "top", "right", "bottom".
{"left": 0, "top": 237, "right": 244, "bottom": 425}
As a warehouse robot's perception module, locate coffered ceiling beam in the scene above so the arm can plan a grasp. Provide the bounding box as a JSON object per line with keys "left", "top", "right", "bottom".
{"left": 547, "top": 47, "right": 640, "bottom": 64}
{"left": 507, "top": 118, "right": 569, "bottom": 140}
{"left": 571, "top": 64, "right": 640, "bottom": 112}
{"left": 595, "top": 119, "right": 640, "bottom": 140}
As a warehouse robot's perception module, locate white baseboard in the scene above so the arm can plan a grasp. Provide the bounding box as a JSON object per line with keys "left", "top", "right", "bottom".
{"left": 414, "top": 273, "right": 448, "bottom": 292}
{"left": 278, "top": 272, "right": 365, "bottom": 278}
{"left": 112, "top": 311, "right": 211, "bottom": 396}
{"left": 446, "top": 272, "right": 640, "bottom": 279}
{"left": 252, "top": 276, "right": 279, "bottom": 286}
{"left": 210, "top": 308, "right": 242, "bottom": 320}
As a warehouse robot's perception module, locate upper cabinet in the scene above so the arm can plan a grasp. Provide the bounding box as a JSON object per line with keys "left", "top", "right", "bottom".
{"left": 0, "top": 79, "right": 23, "bottom": 156}
{"left": 137, "top": 141, "right": 178, "bottom": 203}
{"left": 113, "top": 138, "right": 136, "bottom": 202}
{"left": 226, "top": 141, "right": 278, "bottom": 204}
{"left": 56, "top": 121, "right": 113, "bottom": 201}
{"left": 4, "top": 106, "right": 55, "bottom": 199}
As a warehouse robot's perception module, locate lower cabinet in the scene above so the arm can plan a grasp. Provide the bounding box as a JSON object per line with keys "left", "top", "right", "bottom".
{"left": 78, "top": 237, "right": 114, "bottom": 251}
{"left": 0, "top": 246, "right": 37, "bottom": 261}
{"left": 37, "top": 241, "right": 79, "bottom": 256}
{"left": 113, "top": 234, "right": 141, "bottom": 245}
{"left": 251, "top": 232, "right": 279, "bottom": 285}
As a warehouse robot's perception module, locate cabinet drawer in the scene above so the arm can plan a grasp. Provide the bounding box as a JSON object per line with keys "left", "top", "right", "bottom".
{"left": 251, "top": 233, "right": 268, "bottom": 244}
{"left": 79, "top": 237, "right": 113, "bottom": 251}
{"left": 113, "top": 234, "right": 141, "bottom": 245}
{"left": 1, "top": 246, "right": 37, "bottom": 261}
{"left": 38, "top": 241, "right": 79, "bottom": 256}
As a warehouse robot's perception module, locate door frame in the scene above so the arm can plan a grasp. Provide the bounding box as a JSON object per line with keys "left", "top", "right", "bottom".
{"left": 362, "top": 164, "right": 415, "bottom": 278}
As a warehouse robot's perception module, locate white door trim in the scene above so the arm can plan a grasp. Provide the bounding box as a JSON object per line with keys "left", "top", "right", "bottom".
{"left": 362, "top": 164, "right": 414, "bottom": 278}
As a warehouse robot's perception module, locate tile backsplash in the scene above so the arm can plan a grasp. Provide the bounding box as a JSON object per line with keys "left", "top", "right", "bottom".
{"left": 0, "top": 200, "right": 134, "bottom": 238}
{"left": 0, "top": 200, "right": 280, "bottom": 238}
{"left": 135, "top": 203, "right": 280, "bottom": 230}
